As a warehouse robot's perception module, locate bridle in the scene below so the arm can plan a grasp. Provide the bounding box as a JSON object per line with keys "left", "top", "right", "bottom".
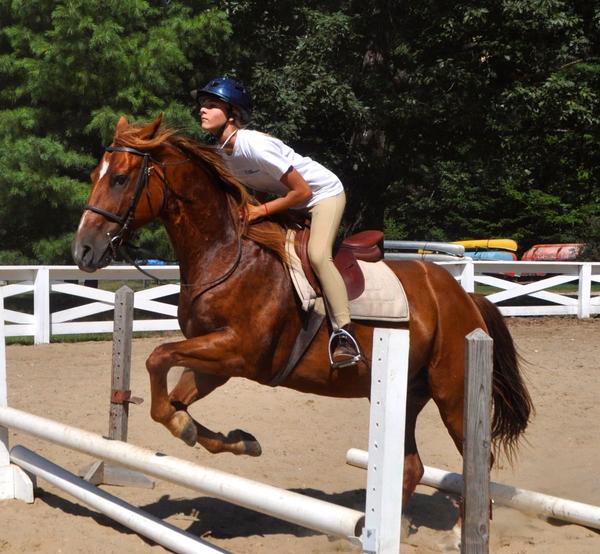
{"left": 85, "top": 146, "right": 167, "bottom": 258}
{"left": 84, "top": 144, "right": 244, "bottom": 294}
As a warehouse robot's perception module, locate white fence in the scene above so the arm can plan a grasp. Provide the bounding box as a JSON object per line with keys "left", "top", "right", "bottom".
{"left": 1, "top": 261, "right": 599, "bottom": 344}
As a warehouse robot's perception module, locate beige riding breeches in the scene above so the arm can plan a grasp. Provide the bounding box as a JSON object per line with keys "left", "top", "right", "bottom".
{"left": 307, "top": 191, "right": 350, "bottom": 328}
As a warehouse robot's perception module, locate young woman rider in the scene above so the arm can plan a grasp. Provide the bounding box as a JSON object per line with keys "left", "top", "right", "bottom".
{"left": 191, "top": 76, "right": 362, "bottom": 368}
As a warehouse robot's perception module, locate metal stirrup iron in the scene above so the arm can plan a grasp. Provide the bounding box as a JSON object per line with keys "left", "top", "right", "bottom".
{"left": 328, "top": 327, "right": 362, "bottom": 369}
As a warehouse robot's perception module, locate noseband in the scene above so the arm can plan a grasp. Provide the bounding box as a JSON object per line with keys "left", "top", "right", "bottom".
{"left": 85, "top": 145, "right": 162, "bottom": 255}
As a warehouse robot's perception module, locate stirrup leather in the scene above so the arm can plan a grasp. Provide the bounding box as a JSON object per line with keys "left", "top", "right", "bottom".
{"left": 328, "top": 328, "right": 363, "bottom": 369}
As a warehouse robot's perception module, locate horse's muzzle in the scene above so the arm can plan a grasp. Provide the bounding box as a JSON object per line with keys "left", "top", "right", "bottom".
{"left": 72, "top": 236, "right": 113, "bottom": 272}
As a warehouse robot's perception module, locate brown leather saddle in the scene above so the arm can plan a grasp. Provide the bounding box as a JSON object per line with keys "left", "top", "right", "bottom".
{"left": 294, "top": 228, "right": 384, "bottom": 300}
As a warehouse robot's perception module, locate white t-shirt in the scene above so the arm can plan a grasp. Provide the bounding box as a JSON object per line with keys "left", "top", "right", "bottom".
{"left": 220, "top": 129, "right": 344, "bottom": 209}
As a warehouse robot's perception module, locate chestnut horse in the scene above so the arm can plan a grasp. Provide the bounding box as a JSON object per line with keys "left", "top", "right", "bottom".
{"left": 73, "top": 115, "right": 532, "bottom": 506}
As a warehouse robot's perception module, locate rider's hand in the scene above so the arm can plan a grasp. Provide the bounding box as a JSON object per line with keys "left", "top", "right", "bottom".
{"left": 247, "top": 203, "right": 267, "bottom": 223}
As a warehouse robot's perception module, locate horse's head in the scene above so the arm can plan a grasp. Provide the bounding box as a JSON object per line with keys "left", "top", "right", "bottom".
{"left": 72, "top": 115, "right": 169, "bottom": 271}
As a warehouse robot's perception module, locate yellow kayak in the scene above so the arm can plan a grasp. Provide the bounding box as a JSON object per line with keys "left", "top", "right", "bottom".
{"left": 452, "top": 239, "right": 518, "bottom": 252}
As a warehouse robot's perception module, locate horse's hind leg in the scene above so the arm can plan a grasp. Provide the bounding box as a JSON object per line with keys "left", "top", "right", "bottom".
{"left": 169, "top": 370, "right": 262, "bottom": 456}
{"left": 403, "top": 374, "right": 431, "bottom": 507}
{"left": 429, "top": 352, "right": 465, "bottom": 456}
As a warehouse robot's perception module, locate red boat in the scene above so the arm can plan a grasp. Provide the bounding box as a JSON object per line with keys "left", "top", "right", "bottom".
{"left": 521, "top": 243, "right": 584, "bottom": 261}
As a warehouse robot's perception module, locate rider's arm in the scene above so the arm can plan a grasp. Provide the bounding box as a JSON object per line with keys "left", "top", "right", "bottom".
{"left": 248, "top": 167, "right": 312, "bottom": 221}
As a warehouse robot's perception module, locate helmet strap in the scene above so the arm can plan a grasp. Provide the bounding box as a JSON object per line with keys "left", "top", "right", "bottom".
{"left": 212, "top": 121, "right": 228, "bottom": 140}
{"left": 219, "top": 128, "right": 238, "bottom": 150}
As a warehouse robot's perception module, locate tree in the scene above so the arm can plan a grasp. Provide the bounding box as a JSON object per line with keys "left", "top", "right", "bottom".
{"left": 226, "top": 1, "right": 600, "bottom": 250}
{"left": 0, "top": 0, "right": 233, "bottom": 263}
{"left": 367, "top": 0, "right": 600, "bottom": 248}
{"left": 1, "top": 1, "right": 599, "bottom": 262}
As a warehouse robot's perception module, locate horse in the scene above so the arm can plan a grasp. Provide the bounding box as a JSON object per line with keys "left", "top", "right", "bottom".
{"left": 72, "top": 115, "right": 532, "bottom": 507}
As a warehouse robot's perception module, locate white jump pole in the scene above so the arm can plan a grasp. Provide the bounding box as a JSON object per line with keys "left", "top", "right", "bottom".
{"left": 10, "top": 445, "right": 226, "bottom": 554}
{"left": 0, "top": 406, "right": 364, "bottom": 540}
{"left": 346, "top": 449, "right": 600, "bottom": 531}
{"left": 0, "top": 291, "right": 34, "bottom": 502}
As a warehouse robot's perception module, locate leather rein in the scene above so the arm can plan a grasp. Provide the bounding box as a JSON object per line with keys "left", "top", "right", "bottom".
{"left": 84, "top": 145, "right": 243, "bottom": 292}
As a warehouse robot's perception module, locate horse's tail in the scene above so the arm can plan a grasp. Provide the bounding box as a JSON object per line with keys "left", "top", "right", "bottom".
{"left": 470, "top": 293, "right": 534, "bottom": 461}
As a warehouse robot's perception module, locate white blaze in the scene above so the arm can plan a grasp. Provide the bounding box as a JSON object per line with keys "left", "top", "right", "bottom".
{"left": 99, "top": 159, "right": 110, "bottom": 180}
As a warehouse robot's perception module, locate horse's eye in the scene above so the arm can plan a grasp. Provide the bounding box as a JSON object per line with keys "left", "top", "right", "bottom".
{"left": 111, "top": 173, "right": 128, "bottom": 187}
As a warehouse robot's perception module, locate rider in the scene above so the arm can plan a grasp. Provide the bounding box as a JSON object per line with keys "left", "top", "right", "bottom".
{"left": 191, "top": 76, "right": 362, "bottom": 369}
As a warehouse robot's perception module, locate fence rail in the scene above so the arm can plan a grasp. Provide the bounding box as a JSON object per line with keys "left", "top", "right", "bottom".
{"left": 1, "top": 260, "right": 599, "bottom": 344}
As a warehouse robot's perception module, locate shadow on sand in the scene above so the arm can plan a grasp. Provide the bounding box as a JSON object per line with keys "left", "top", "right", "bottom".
{"left": 36, "top": 484, "right": 466, "bottom": 545}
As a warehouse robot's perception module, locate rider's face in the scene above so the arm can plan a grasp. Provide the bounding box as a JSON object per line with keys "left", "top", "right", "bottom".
{"left": 199, "top": 98, "right": 230, "bottom": 134}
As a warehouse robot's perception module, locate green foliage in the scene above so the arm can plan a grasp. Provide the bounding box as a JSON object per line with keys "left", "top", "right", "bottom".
{"left": 0, "top": 0, "right": 232, "bottom": 263}
{"left": 134, "top": 224, "right": 176, "bottom": 262}
{"left": 579, "top": 216, "right": 600, "bottom": 261}
{"left": 0, "top": 0, "right": 598, "bottom": 263}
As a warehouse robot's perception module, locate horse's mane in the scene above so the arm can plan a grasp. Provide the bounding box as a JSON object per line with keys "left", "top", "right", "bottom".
{"left": 114, "top": 121, "right": 288, "bottom": 263}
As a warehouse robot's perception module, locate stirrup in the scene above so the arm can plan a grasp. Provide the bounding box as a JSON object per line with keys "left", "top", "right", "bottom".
{"left": 328, "top": 328, "right": 363, "bottom": 369}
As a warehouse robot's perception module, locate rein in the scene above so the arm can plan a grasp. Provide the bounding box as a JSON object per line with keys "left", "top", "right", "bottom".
{"left": 85, "top": 144, "right": 244, "bottom": 291}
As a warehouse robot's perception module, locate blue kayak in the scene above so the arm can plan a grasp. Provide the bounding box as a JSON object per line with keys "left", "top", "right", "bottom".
{"left": 464, "top": 250, "right": 517, "bottom": 261}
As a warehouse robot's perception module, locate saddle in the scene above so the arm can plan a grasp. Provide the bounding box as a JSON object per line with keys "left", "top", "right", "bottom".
{"left": 294, "top": 228, "right": 384, "bottom": 300}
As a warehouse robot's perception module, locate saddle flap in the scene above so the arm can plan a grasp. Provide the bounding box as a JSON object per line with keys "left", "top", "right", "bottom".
{"left": 334, "top": 247, "right": 365, "bottom": 301}
{"left": 294, "top": 227, "right": 372, "bottom": 301}
{"left": 294, "top": 227, "right": 320, "bottom": 293}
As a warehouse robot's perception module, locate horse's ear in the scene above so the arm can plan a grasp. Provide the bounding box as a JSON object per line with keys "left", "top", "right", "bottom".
{"left": 116, "top": 116, "right": 128, "bottom": 133}
{"left": 138, "top": 114, "right": 163, "bottom": 140}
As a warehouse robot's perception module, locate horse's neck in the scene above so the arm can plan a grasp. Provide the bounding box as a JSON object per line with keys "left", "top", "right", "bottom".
{"left": 162, "top": 163, "right": 239, "bottom": 283}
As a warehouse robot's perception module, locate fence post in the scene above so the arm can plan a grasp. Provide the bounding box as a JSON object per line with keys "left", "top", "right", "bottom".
{"left": 1, "top": 290, "right": 8, "bottom": 467}
{"left": 462, "top": 329, "right": 493, "bottom": 554}
{"left": 461, "top": 260, "right": 476, "bottom": 293}
{"left": 362, "top": 328, "right": 409, "bottom": 554}
{"left": 577, "top": 263, "right": 592, "bottom": 319}
{"left": 33, "top": 267, "right": 50, "bottom": 344}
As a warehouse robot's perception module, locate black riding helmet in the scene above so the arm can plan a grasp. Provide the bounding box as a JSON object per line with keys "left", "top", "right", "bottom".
{"left": 191, "top": 77, "right": 252, "bottom": 125}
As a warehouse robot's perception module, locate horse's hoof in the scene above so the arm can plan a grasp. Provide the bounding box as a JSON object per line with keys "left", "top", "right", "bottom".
{"left": 172, "top": 410, "right": 198, "bottom": 447}
{"left": 227, "top": 429, "right": 262, "bottom": 457}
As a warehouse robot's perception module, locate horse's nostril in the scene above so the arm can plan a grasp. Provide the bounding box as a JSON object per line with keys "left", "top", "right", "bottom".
{"left": 72, "top": 241, "right": 94, "bottom": 268}
{"left": 81, "top": 245, "right": 94, "bottom": 265}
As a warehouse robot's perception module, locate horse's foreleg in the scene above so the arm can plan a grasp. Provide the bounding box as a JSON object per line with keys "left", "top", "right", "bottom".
{"left": 169, "top": 369, "right": 229, "bottom": 409}
{"left": 168, "top": 370, "right": 261, "bottom": 455}
{"left": 145, "top": 330, "right": 261, "bottom": 455}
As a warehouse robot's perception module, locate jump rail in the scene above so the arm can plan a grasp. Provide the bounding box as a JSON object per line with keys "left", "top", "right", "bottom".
{"left": 0, "top": 406, "right": 365, "bottom": 539}
{"left": 11, "top": 445, "right": 226, "bottom": 554}
{"left": 346, "top": 450, "right": 600, "bottom": 532}
{"left": 1, "top": 261, "right": 599, "bottom": 344}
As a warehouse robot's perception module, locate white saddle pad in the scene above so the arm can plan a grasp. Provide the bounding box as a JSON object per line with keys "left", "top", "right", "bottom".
{"left": 285, "top": 230, "right": 409, "bottom": 322}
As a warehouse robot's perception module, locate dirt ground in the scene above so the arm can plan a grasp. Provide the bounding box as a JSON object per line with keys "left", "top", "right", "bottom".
{"left": 1, "top": 316, "right": 599, "bottom": 553}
